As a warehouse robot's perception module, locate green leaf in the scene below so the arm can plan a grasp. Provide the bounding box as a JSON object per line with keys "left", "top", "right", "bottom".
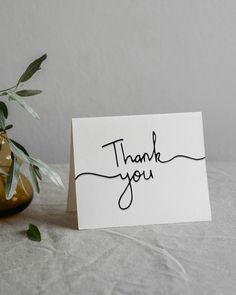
{"left": 8, "top": 92, "right": 40, "bottom": 119}
{"left": 30, "top": 158, "right": 64, "bottom": 190}
{"left": 7, "top": 139, "right": 30, "bottom": 163}
{"left": 17, "top": 54, "right": 47, "bottom": 86}
{"left": 5, "top": 153, "right": 20, "bottom": 200}
{"left": 0, "top": 109, "right": 5, "bottom": 130}
{"left": 0, "top": 92, "right": 8, "bottom": 97}
{"left": 33, "top": 165, "right": 42, "bottom": 180}
{"left": 0, "top": 101, "right": 8, "bottom": 118}
{"left": 5, "top": 124, "right": 13, "bottom": 130}
{"left": 29, "top": 164, "right": 40, "bottom": 193}
{"left": 9, "top": 139, "right": 29, "bottom": 156}
{"left": 16, "top": 90, "right": 42, "bottom": 97}
{"left": 26, "top": 224, "right": 41, "bottom": 242}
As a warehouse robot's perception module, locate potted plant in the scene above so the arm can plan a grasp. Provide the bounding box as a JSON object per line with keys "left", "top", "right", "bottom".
{"left": 0, "top": 54, "right": 64, "bottom": 216}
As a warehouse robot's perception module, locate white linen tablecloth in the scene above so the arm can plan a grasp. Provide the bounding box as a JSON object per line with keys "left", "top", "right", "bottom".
{"left": 0, "top": 163, "right": 235, "bottom": 295}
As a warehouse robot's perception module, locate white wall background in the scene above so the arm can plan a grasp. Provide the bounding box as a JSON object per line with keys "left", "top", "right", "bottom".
{"left": 0, "top": 0, "right": 235, "bottom": 163}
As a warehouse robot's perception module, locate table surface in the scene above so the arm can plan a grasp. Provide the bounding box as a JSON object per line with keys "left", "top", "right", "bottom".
{"left": 0, "top": 163, "right": 235, "bottom": 295}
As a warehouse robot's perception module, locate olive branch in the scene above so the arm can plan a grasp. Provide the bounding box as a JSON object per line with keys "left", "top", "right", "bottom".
{"left": 0, "top": 54, "right": 64, "bottom": 200}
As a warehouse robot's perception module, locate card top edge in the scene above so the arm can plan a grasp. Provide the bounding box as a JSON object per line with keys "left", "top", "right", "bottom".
{"left": 72, "top": 111, "right": 203, "bottom": 122}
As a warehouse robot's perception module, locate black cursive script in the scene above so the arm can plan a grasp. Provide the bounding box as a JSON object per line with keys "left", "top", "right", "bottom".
{"left": 75, "top": 131, "right": 205, "bottom": 210}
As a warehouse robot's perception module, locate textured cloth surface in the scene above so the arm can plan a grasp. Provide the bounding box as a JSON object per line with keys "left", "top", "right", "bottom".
{"left": 0, "top": 163, "right": 235, "bottom": 295}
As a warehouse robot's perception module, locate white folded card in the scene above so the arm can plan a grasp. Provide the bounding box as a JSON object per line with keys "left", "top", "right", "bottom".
{"left": 67, "top": 112, "right": 211, "bottom": 230}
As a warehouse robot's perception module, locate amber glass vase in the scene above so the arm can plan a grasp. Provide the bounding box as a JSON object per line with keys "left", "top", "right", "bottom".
{"left": 0, "top": 132, "right": 33, "bottom": 217}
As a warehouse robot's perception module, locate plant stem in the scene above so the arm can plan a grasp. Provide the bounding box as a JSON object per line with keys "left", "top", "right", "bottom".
{"left": 0, "top": 85, "right": 17, "bottom": 94}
